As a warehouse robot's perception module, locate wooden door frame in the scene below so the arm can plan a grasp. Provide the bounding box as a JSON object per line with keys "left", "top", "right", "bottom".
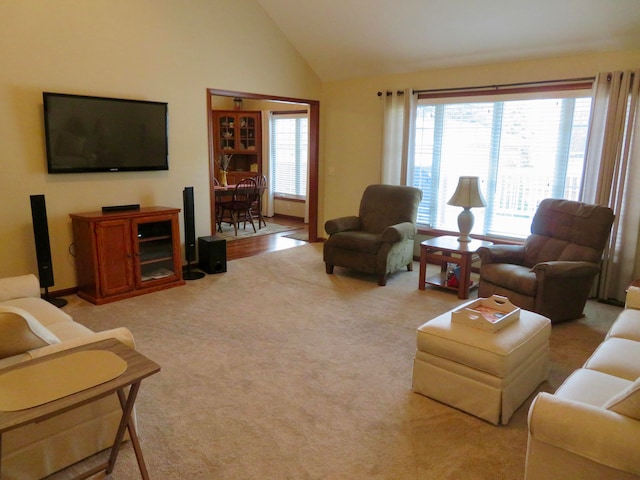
{"left": 206, "top": 89, "right": 319, "bottom": 242}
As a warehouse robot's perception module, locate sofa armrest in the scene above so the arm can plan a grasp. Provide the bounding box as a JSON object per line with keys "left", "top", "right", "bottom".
{"left": 528, "top": 392, "right": 640, "bottom": 476}
{"left": 0, "top": 274, "right": 41, "bottom": 302}
{"left": 477, "top": 245, "right": 525, "bottom": 265}
{"left": 532, "top": 261, "right": 600, "bottom": 279}
{"left": 625, "top": 286, "right": 640, "bottom": 310}
{"left": 27, "top": 327, "right": 136, "bottom": 359}
{"left": 381, "top": 222, "right": 417, "bottom": 243}
{"left": 325, "top": 216, "right": 361, "bottom": 235}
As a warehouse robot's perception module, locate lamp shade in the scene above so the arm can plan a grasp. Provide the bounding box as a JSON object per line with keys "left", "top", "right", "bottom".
{"left": 447, "top": 176, "right": 487, "bottom": 208}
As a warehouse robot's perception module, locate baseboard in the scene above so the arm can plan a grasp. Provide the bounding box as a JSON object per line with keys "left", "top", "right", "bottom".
{"left": 273, "top": 213, "right": 305, "bottom": 222}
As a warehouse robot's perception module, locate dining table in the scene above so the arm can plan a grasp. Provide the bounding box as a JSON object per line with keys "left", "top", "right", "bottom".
{"left": 213, "top": 184, "right": 267, "bottom": 233}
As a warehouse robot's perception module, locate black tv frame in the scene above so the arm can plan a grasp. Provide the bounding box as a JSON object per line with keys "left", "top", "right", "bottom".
{"left": 43, "top": 92, "right": 169, "bottom": 174}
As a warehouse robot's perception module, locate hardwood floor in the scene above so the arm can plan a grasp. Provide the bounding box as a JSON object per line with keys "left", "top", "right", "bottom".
{"left": 225, "top": 215, "right": 309, "bottom": 261}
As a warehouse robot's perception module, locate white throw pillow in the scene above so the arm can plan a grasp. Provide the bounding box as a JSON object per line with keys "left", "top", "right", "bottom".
{"left": 603, "top": 377, "right": 640, "bottom": 420}
{"left": 0, "top": 305, "right": 60, "bottom": 359}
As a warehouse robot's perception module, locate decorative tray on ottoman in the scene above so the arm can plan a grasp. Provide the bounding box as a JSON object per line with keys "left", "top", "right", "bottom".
{"left": 452, "top": 295, "right": 520, "bottom": 332}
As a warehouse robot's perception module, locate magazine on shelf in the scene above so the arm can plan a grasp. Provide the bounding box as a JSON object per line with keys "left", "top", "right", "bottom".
{"left": 141, "top": 268, "right": 174, "bottom": 281}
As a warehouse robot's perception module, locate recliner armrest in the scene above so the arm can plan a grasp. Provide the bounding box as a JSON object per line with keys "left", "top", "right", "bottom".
{"left": 528, "top": 392, "right": 640, "bottom": 476}
{"left": 477, "top": 245, "right": 525, "bottom": 265}
{"left": 532, "top": 261, "right": 600, "bottom": 278}
{"left": 381, "top": 222, "right": 417, "bottom": 243}
{"left": 325, "top": 216, "right": 361, "bottom": 235}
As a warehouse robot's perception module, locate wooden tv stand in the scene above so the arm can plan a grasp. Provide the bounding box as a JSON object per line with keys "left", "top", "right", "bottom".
{"left": 70, "top": 207, "right": 185, "bottom": 305}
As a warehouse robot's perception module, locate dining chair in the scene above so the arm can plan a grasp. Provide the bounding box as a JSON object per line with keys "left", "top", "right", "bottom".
{"left": 218, "top": 177, "right": 259, "bottom": 235}
{"left": 212, "top": 177, "right": 224, "bottom": 232}
{"left": 252, "top": 174, "right": 267, "bottom": 229}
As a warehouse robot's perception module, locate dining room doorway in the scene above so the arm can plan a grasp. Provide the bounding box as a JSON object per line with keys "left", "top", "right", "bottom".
{"left": 206, "top": 89, "right": 319, "bottom": 243}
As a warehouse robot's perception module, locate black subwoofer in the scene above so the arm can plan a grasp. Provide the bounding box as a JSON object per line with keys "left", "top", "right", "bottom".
{"left": 198, "top": 236, "right": 227, "bottom": 274}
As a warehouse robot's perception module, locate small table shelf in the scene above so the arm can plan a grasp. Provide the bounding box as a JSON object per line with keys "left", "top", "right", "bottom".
{"left": 425, "top": 271, "right": 481, "bottom": 292}
{"left": 419, "top": 235, "right": 493, "bottom": 299}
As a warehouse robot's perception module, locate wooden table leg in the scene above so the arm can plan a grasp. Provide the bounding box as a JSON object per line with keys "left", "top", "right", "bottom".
{"left": 458, "top": 253, "right": 472, "bottom": 299}
{"left": 106, "top": 381, "right": 145, "bottom": 477}
{"left": 117, "top": 388, "right": 151, "bottom": 479}
{"left": 419, "top": 245, "right": 427, "bottom": 290}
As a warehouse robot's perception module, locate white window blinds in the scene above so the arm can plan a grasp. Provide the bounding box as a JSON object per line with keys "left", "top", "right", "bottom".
{"left": 270, "top": 112, "right": 308, "bottom": 199}
{"left": 411, "top": 88, "right": 593, "bottom": 238}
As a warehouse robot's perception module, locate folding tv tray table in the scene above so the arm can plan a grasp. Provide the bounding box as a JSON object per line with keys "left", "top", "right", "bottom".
{"left": 0, "top": 338, "right": 160, "bottom": 479}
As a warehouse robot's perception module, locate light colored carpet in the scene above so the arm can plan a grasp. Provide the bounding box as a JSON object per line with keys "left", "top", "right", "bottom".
{"left": 54, "top": 243, "right": 622, "bottom": 480}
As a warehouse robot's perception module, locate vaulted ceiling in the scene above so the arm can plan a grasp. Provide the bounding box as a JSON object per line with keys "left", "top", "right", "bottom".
{"left": 256, "top": 0, "right": 640, "bottom": 82}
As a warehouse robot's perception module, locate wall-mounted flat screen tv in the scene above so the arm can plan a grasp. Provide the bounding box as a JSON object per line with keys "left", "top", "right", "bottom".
{"left": 43, "top": 92, "right": 169, "bottom": 173}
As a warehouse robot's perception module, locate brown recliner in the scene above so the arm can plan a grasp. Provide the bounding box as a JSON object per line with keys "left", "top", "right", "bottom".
{"left": 477, "top": 198, "right": 614, "bottom": 323}
{"left": 323, "top": 184, "right": 423, "bottom": 286}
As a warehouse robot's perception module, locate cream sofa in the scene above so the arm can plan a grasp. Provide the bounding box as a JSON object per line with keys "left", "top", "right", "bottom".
{"left": 525, "top": 287, "right": 640, "bottom": 479}
{"left": 0, "top": 274, "right": 135, "bottom": 480}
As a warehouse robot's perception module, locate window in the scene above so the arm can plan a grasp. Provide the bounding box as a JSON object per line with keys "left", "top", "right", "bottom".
{"left": 270, "top": 112, "right": 308, "bottom": 200}
{"left": 410, "top": 87, "right": 593, "bottom": 239}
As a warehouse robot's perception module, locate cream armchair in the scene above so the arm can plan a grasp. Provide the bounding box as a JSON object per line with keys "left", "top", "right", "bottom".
{"left": 525, "top": 287, "right": 640, "bottom": 479}
{"left": 0, "top": 274, "right": 135, "bottom": 479}
{"left": 323, "top": 184, "right": 423, "bottom": 286}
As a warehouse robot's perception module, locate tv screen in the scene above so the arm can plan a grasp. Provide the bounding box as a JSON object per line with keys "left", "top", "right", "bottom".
{"left": 43, "top": 92, "right": 169, "bottom": 173}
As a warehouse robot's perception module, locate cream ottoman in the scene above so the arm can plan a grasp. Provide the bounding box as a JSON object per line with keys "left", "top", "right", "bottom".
{"left": 412, "top": 306, "right": 551, "bottom": 425}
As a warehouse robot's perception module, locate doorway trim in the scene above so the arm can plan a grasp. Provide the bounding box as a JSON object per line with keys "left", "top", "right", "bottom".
{"left": 206, "top": 88, "right": 319, "bottom": 242}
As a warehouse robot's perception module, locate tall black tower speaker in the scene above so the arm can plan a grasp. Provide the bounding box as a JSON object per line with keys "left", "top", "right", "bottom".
{"left": 29, "top": 194, "right": 67, "bottom": 308}
{"left": 182, "top": 187, "right": 205, "bottom": 280}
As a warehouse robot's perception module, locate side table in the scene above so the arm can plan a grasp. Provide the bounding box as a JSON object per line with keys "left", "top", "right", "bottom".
{"left": 0, "top": 338, "right": 160, "bottom": 480}
{"left": 419, "top": 235, "right": 494, "bottom": 299}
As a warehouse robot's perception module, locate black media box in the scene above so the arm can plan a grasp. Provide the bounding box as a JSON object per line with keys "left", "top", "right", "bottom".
{"left": 198, "top": 236, "right": 227, "bottom": 274}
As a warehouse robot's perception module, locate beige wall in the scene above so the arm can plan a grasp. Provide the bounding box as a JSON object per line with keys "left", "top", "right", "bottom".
{"left": 319, "top": 50, "right": 640, "bottom": 230}
{"left": 0, "top": 0, "right": 320, "bottom": 289}
{"left": 3, "top": 1, "right": 639, "bottom": 292}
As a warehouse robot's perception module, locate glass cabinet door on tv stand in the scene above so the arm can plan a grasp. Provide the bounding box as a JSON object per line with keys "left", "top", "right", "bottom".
{"left": 134, "top": 217, "right": 179, "bottom": 286}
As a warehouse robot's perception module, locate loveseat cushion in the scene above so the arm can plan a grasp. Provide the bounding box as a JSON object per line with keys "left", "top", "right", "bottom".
{"left": 0, "top": 306, "right": 60, "bottom": 359}
{"left": 554, "top": 368, "right": 632, "bottom": 407}
{"left": 603, "top": 377, "right": 640, "bottom": 420}
{"left": 0, "top": 297, "right": 74, "bottom": 330}
{"left": 606, "top": 308, "right": 640, "bottom": 342}
{"left": 583, "top": 337, "right": 640, "bottom": 381}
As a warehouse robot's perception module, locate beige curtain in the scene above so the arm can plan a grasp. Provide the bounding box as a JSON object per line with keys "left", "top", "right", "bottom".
{"left": 582, "top": 70, "right": 640, "bottom": 302}
{"left": 262, "top": 110, "right": 274, "bottom": 218}
{"left": 381, "top": 89, "right": 416, "bottom": 185}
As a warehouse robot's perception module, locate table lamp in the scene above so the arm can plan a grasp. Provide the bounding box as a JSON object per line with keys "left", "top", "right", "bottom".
{"left": 447, "top": 176, "right": 486, "bottom": 242}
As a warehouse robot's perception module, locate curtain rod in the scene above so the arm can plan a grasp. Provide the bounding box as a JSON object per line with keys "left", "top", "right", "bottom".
{"left": 377, "top": 90, "right": 405, "bottom": 97}
{"left": 412, "top": 76, "right": 595, "bottom": 95}
{"left": 377, "top": 76, "right": 596, "bottom": 98}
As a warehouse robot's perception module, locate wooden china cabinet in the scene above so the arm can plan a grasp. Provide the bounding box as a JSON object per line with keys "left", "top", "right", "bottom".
{"left": 70, "top": 207, "right": 185, "bottom": 305}
{"left": 212, "top": 110, "right": 262, "bottom": 186}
